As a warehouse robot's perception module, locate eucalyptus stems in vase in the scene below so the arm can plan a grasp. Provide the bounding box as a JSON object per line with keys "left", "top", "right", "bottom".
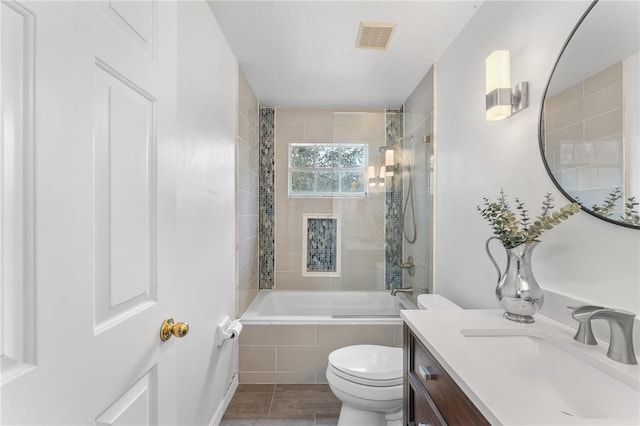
{"left": 477, "top": 190, "right": 581, "bottom": 249}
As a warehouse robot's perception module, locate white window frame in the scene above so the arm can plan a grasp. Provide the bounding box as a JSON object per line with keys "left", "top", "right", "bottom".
{"left": 288, "top": 143, "right": 368, "bottom": 198}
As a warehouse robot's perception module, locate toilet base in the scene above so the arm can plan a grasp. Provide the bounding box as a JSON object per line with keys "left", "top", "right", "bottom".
{"left": 337, "top": 404, "right": 402, "bottom": 426}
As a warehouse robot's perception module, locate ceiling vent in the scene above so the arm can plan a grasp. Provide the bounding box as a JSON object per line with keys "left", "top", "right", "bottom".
{"left": 356, "top": 22, "right": 396, "bottom": 50}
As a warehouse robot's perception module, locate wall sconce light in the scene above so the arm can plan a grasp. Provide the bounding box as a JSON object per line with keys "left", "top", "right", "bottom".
{"left": 485, "top": 50, "right": 528, "bottom": 121}
{"left": 368, "top": 165, "right": 385, "bottom": 188}
{"left": 385, "top": 149, "right": 395, "bottom": 176}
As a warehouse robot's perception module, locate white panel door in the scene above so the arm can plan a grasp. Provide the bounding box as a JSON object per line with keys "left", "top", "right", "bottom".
{"left": 1, "top": 1, "right": 178, "bottom": 424}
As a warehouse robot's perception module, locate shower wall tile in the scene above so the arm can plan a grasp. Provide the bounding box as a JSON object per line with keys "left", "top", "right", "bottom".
{"left": 584, "top": 109, "right": 623, "bottom": 142}
{"left": 329, "top": 272, "right": 381, "bottom": 290}
{"left": 385, "top": 108, "right": 403, "bottom": 291}
{"left": 277, "top": 122, "right": 305, "bottom": 142}
{"left": 584, "top": 61, "right": 622, "bottom": 95}
{"left": 289, "top": 253, "right": 302, "bottom": 273}
{"left": 275, "top": 250, "right": 290, "bottom": 272}
{"left": 259, "top": 107, "right": 275, "bottom": 290}
{"left": 304, "top": 122, "right": 333, "bottom": 142}
{"left": 544, "top": 61, "right": 625, "bottom": 216}
{"left": 275, "top": 272, "right": 331, "bottom": 291}
{"left": 276, "top": 108, "right": 333, "bottom": 123}
{"left": 544, "top": 81, "right": 583, "bottom": 113}
{"left": 272, "top": 108, "right": 386, "bottom": 291}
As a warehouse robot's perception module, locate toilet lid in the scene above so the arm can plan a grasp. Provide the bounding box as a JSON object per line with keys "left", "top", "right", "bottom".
{"left": 328, "top": 345, "right": 402, "bottom": 382}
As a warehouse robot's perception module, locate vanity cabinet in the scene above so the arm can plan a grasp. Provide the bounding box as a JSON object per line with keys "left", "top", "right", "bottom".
{"left": 403, "top": 324, "right": 490, "bottom": 426}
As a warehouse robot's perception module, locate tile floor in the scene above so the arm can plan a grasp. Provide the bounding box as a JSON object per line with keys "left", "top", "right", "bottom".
{"left": 221, "top": 384, "right": 341, "bottom": 425}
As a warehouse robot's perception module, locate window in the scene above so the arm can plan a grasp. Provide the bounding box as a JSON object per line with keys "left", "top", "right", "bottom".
{"left": 288, "top": 143, "right": 367, "bottom": 197}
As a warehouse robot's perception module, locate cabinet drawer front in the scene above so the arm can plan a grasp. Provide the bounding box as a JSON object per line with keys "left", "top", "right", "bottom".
{"left": 411, "top": 334, "right": 489, "bottom": 426}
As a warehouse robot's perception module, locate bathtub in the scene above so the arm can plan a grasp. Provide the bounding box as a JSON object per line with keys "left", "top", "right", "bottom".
{"left": 241, "top": 289, "right": 416, "bottom": 324}
{"left": 238, "top": 290, "right": 416, "bottom": 384}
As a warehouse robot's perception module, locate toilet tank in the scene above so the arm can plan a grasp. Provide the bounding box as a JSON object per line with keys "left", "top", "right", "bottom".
{"left": 417, "top": 294, "right": 462, "bottom": 310}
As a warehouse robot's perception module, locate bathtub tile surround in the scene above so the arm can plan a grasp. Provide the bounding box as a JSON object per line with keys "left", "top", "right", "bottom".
{"left": 273, "top": 109, "right": 386, "bottom": 291}
{"left": 239, "top": 323, "right": 401, "bottom": 384}
{"left": 385, "top": 109, "right": 404, "bottom": 290}
{"left": 259, "top": 107, "right": 275, "bottom": 290}
{"left": 237, "top": 67, "right": 261, "bottom": 315}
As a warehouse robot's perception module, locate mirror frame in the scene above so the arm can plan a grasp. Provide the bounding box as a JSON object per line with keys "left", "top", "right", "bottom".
{"left": 538, "top": 0, "right": 639, "bottom": 230}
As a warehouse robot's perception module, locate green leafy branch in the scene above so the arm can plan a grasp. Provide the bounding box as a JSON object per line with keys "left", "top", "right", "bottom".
{"left": 591, "top": 188, "right": 639, "bottom": 225}
{"left": 478, "top": 191, "right": 580, "bottom": 249}
{"left": 623, "top": 197, "right": 639, "bottom": 225}
{"left": 592, "top": 188, "right": 622, "bottom": 218}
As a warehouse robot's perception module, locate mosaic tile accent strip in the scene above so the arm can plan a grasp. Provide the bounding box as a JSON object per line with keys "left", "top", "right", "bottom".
{"left": 259, "top": 107, "right": 275, "bottom": 289}
{"left": 304, "top": 216, "right": 340, "bottom": 275}
{"left": 385, "top": 109, "right": 403, "bottom": 290}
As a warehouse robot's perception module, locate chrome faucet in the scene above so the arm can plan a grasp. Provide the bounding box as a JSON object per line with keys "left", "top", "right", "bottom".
{"left": 391, "top": 287, "right": 413, "bottom": 296}
{"left": 570, "top": 305, "right": 638, "bottom": 365}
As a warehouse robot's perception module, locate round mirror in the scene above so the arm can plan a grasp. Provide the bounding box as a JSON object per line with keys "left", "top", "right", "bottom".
{"left": 539, "top": 0, "right": 639, "bottom": 229}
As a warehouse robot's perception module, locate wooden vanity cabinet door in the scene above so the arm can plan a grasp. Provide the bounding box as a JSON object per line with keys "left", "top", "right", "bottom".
{"left": 404, "top": 324, "right": 490, "bottom": 426}
{"left": 407, "top": 373, "right": 445, "bottom": 426}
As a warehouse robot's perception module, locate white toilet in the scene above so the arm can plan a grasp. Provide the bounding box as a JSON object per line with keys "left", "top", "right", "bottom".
{"left": 326, "top": 294, "right": 461, "bottom": 426}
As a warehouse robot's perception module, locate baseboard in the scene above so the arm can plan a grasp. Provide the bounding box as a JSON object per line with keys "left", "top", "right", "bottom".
{"left": 209, "top": 373, "right": 239, "bottom": 426}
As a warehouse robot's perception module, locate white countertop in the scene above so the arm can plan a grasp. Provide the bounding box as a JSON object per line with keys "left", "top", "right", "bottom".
{"left": 401, "top": 309, "right": 640, "bottom": 425}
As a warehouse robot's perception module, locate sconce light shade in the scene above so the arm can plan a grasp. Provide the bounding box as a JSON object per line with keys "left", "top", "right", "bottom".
{"left": 485, "top": 50, "right": 528, "bottom": 121}
{"left": 486, "top": 50, "right": 512, "bottom": 121}
{"left": 385, "top": 149, "right": 394, "bottom": 176}
{"left": 368, "top": 166, "right": 376, "bottom": 187}
{"left": 378, "top": 166, "right": 385, "bottom": 187}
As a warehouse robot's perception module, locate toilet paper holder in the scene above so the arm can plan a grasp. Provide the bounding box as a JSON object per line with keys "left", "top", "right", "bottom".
{"left": 216, "top": 315, "right": 243, "bottom": 347}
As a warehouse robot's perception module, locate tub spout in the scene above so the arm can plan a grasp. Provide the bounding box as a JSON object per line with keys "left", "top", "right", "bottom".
{"left": 391, "top": 287, "right": 413, "bottom": 296}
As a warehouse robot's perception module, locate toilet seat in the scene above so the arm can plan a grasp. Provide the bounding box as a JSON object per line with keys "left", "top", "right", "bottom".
{"left": 328, "top": 345, "right": 403, "bottom": 386}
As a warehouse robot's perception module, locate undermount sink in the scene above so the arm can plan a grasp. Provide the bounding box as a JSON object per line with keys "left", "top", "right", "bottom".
{"left": 461, "top": 328, "right": 640, "bottom": 420}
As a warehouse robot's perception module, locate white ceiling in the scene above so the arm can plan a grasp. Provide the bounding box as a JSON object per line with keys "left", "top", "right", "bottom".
{"left": 207, "top": 1, "right": 483, "bottom": 108}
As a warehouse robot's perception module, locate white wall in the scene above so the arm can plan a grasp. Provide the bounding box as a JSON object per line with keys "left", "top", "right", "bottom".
{"left": 176, "top": 2, "right": 237, "bottom": 424}
{"left": 436, "top": 1, "right": 639, "bottom": 322}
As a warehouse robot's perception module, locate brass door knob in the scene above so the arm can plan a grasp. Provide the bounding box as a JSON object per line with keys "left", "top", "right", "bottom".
{"left": 160, "top": 318, "right": 189, "bottom": 341}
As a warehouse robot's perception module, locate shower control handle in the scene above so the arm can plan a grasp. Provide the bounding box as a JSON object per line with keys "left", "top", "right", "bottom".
{"left": 401, "top": 256, "right": 415, "bottom": 276}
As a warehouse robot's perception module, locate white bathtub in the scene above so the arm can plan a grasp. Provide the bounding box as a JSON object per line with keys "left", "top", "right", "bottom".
{"left": 241, "top": 290, "right": 416, "bottom": 324}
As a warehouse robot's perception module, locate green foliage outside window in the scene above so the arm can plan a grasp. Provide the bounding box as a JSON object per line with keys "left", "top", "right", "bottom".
{"left": 289, "top": 144, "right": 366, "bottom": 196}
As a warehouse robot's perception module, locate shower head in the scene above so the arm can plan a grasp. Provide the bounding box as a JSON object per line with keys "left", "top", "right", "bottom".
{"left": 395, "top": 135, "right": 414, "bottom": 144}
{"left": 377, "top": 135, "right": 414, "bottom": 154}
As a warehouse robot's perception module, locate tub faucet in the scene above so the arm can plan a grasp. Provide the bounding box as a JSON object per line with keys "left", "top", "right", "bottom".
{"left": 570, "top": 305, "right": 637, "bottom": 365}
{"left": 391, "top": 287, "right": 413, "bottom": 296}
